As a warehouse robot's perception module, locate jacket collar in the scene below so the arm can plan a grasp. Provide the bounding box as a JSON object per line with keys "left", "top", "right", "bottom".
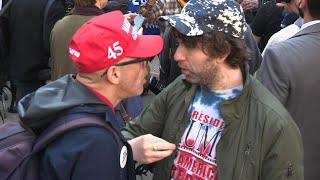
{"left": 70, "top": 5, "right": 104, "bottom": 16}
{"left": 220, "top": 64, "right": 251, "bottom": 123}
{"left": 291, "top": 22, "right": 320, "bottom": 39}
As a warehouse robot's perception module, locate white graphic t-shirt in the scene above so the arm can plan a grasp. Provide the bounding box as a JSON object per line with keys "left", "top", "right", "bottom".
{"left": 171, "top": 85, "right": 243, "bottom": 180}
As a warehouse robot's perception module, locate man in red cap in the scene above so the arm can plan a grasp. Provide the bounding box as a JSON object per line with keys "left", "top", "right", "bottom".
{"left": 17, "top": 10, "right": 175, "bottom": 179}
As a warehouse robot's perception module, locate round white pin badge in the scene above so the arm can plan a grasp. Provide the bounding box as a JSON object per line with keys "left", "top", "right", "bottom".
{"left": 120, "top": 146, "right": 128, "bottom": 168}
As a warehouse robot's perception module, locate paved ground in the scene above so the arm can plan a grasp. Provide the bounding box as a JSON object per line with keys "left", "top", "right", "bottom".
{"left": 0, "top": 56, "right": 161, "bottom": 179}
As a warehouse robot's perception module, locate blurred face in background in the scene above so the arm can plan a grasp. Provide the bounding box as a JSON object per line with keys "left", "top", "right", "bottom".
{"left": 277, "top": 0, "right": 300, "bottom": 15}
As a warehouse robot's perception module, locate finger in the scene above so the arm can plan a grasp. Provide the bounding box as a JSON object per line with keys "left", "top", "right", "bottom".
{"left": 137, "top": 27, "right": 143, "bottom": 35}
{"left": 141, "top": 150, "right": 175, "bottom": 164}
{"left": 152, "top": 142, "right": 176, "bottom": 151}
{"left": 154, "top": 149, "right": 175, "bottom": 158}
{"left": 151, "top": 135, "right": 174, "bottom": 143}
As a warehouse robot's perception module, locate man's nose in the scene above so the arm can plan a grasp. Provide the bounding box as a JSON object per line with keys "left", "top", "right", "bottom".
{"left": 174, "top": 45, "right": 185, "bottom": 62}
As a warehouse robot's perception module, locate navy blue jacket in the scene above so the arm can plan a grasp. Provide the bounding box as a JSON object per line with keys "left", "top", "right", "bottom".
{"left": 18, "top": 75, "right": 136, "bottom": 180}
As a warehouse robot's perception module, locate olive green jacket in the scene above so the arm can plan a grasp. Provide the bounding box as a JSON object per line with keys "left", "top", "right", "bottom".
{"left": 50, "top": 6, "right": 103, "bottom": 80}
{"left": 122, "top": 67, "right": 303, "bottom": 180}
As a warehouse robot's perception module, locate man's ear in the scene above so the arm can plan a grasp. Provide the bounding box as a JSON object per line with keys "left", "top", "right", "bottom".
{"left": 294, "top": 0, "right": 302, "bottom": 8}
{"left": 106, "top": 66, "right": 121, "bottom": 85}
{"left": 299, "top": 0, "right": 306, "bottom": 9}
{"left": 217, "top": 41, "right": 231, "bottom": 63}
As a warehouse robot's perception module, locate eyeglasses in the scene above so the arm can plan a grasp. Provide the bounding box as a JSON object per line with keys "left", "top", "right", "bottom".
{"left": 100, "top": 57, "right": 153, "bottom": 78}
{"left": 114, "top": 58, "right": 151, "bottom": 66}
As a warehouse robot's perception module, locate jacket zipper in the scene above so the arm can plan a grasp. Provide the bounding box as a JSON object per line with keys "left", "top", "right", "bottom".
{"left": 239, "top": 141, "right": 252, "bottom": 180}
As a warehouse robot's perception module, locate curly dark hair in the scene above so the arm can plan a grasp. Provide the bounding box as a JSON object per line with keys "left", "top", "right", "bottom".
{"left": 173, "top": 29, "right": 250, "bottom": 69}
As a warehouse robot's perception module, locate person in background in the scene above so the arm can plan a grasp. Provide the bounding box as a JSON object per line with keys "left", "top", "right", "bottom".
{"left": 50, "top": 0, "right": 107, "bottom": 81}
{"left": 123, "top": 0, "right": 303, "bottom": 179}
{"left": 240, "top": 0, "right": 259, "bottom": 24}
{"left": 261, "top": 0, "right": 303, "bottom": 55}
{"left": 7, "top": 0, "right": 65, "bottom": 101}
{"left": 250, "top": 0, "right": 284, "bottom": 52}
{"left": 281, "top": 11, "right": 299, "bottom": 28}
{"left": 103, "top": 0, "right": 128, "bottom": 13}
{"left": 257, "top": 0, "right": 320, "bottom": 179}
{"left": 139, "top": 0, "right": 182, "bottom": 33}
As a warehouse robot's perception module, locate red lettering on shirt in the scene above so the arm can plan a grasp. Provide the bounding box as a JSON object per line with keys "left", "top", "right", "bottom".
{"left": 190, "top": 110, "right": 224, "bottom": 129}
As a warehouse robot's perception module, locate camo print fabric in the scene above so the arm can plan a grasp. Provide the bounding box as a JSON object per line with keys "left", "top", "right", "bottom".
{"left": 160, "top": 0, "right": 247, "bottom": 39}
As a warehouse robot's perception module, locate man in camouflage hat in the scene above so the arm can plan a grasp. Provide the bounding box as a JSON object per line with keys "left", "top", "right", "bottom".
{"left": 123, "top": 0, "right": 304, "bottom": 179}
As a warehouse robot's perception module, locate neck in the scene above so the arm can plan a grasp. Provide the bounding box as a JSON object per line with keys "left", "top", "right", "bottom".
{"left": 300, "top": 1, "right": 319, "bottom": 23}
{"left": 76, "top": 75, "right": 122, "bottom": 107}
{"left": 96, "top": 87, "right": 122, "bottom": 107}
{"left": 303, "top": 15, "right": 318, "bottom": 23}
{"left": 208, "top": 66, "right": 243, "bottom": 91}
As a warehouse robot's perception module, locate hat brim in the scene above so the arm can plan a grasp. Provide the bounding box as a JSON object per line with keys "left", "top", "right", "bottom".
{"left": 127, "top": 35, "right": 164, "bottom": 58}
{"left": 160, "top": 14, "right": 211, "bottom": 36}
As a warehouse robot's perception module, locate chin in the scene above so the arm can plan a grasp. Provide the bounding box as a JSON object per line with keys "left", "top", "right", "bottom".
{"left": 134, "top": 88, "right": 144, "bottom": 96}
{"left": 139, "top": 88, "right": 144, "bottom": 95}
{"left": 185, "top": 76, "right": 199, "bottom": 84}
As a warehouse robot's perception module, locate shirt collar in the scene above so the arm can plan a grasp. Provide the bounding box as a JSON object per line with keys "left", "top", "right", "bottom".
{"left": 300, "top": 20, "right": 320, "bottom": 31}
{"left": 83, "top": 85, "right": 115, "bottom": 112}
{"left": 70, "top": 5, "right": 104, "bottom": 16}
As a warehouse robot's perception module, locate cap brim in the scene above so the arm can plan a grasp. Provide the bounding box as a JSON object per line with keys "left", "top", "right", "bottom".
{"left": 127, "top": 35, "right": 164, "bottom": 58}
{"left": 160, "top": 14, "right": 210, "bottom": 36}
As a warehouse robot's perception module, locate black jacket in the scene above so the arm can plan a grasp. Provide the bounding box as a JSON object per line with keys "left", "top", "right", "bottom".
{"left": 8, "top": 0, "right": 64, "bottom": 81}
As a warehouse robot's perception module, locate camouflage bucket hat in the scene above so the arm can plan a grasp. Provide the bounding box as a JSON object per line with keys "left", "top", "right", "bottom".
{"left": 160, "top": 0, "right": 247, "bottom": 39}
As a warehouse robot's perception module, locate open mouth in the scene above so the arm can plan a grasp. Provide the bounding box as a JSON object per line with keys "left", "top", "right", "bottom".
{"left": 180, "top": 68, "right": 189, "bottom": 74}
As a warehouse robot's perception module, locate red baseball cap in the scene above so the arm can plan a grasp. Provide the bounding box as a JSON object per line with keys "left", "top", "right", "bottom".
{"left": 69, "top": 10, "right": 164, "bottom": 73}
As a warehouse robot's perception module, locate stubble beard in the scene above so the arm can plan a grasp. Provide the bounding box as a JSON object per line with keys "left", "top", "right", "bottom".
{"left": 198, "top": 62, "right": 221, "bottom": 88}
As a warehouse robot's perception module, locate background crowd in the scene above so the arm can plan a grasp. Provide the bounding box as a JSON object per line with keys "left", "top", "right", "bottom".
{"left": 0, "top": 0, "right": 319, "bottom": 179}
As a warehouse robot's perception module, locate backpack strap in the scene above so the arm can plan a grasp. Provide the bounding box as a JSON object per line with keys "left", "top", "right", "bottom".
{"left": 0, "top": 126, "right": 25, "bottom": 139}
{"left": 32, "top": 117, "right": 119, "bottom": 154}
{"left": 119, "top": 102, "right": 132, "bottom": 124}
{"left": 0, "top": 0, "right": 13, "bottom": 16}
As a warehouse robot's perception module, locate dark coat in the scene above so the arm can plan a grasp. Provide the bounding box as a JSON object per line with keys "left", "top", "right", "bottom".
{"left": 8, "top": 0, "right": 65, "bottom": 82}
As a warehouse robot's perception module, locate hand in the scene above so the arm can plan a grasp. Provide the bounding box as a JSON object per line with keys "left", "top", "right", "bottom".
{"left": 128, "top": 134, "right": 176, "bottom": 164}
{"left": 124, "top": 13, "right": 138, "bottom": 23}
{"left": 241, "top": 0, "right": 258, "bottom": 11}
{"left": 137, "top": 27, "right": 143, "bottom": 35}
